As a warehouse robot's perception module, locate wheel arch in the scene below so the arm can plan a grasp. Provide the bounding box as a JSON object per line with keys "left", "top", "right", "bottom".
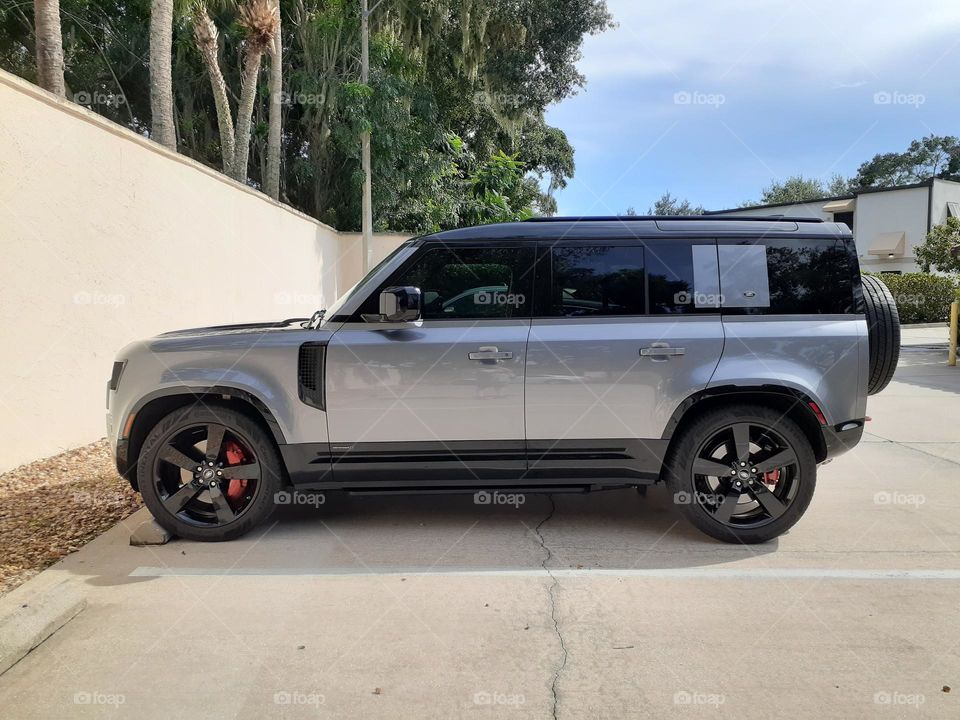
{"left": 662, "top": 386, "right": 828, "bottom": 464}
{"left": 119, "top": 386, "right": 287, "bottom": 490}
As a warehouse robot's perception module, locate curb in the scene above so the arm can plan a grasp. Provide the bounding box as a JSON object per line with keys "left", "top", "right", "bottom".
{"left": 0, "top": 580, "right": 86, "bottom": 676}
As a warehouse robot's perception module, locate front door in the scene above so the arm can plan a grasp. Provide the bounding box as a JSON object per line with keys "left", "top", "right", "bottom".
{"left": 325, "top": 242, "right": 536, "bottom": 485}
{"left": 524, "top": 238, "right": 725, "bottom": 481}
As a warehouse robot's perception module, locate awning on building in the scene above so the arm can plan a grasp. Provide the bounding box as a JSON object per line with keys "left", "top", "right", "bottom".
{"left": 822, "top": 199, "right": 855, "bottom": 213}
{"left": 868, "top": 231, "right": 906, "bottom": 257}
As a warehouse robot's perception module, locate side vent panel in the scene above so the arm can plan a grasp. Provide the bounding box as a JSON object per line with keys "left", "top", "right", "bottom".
{"left": 298, "top": 342, "right": 327, "bottom": 410}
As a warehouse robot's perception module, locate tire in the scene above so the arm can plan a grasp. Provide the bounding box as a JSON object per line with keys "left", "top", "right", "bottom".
{"left": 663, "top": 404, "right": 817, "bottom": 544}
{"left": 862, "top": 275, "right": 901, "bottom": 395}
{"left": 136, "top": 404, "right": 283, "bottom": 541}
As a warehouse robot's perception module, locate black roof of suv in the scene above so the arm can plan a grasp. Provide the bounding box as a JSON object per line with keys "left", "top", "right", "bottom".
{"left": 426, "top": 216, "right": 853, "bottom": 242}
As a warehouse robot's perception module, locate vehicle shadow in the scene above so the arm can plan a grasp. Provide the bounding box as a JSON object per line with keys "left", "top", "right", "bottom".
{"left": 78, "top": 485, "right": 780, "bottom": 591}
{"left": 253, "top": 484, "right": 780, "bottom": 573}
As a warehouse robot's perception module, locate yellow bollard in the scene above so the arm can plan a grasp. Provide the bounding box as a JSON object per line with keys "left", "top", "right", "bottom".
{"left": 949, "top": 301, "right": 959, "bottom": 367}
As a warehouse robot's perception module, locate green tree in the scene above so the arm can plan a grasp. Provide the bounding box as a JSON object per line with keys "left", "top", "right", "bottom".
{"left": 33, "top": 0, "right": 65, "bottom": 95}
{"left": 192, "top": 3, "right": 235, "bottom": 174}
{"left": 825, "top": 174, "right": 856, "bottom": 196}
{"left": 284, "top": 0, "right": 610, "bottom": 231}
{"left": 852, "top": 135, "right": 960, "bottom": 188}
{"left": 915, "top": 217, "right": 960, "bottom": 275}
{"left": 149, "top": 0, "right": 176, "bottom": 148}
{"left": 264, "top": 19, "right": 281, "bottom": 199}
{"left": 463, "top": 151, "right": 537, "bottom": 225}
{"left": 648, "top": 192, "right": 703, "bottom": 215}
{"left": 748, "top": 175, "right": 849, "bottom": 206}
{"left": 1, "top": 0, "right": 611, "bottom": 231}
{"left": 232, "top": 0, "right": 279, "bottom": 182}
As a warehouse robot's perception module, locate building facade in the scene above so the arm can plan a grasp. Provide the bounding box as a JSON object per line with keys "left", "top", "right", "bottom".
{"left": 706, "top": 178, "right": 960, "bottom": 274}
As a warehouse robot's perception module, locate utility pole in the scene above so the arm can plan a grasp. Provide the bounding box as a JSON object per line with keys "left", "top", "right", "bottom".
{"left": 360, "top": 0, "right": 373, "bottom": 273}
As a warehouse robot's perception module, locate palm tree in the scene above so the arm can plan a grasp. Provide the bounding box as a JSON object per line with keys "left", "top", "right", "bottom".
{"left": 233, "top": 0, "right": 279, "bottom": 182}
{"left": 193, "top": 4, "right": 236, "bottom": 175}
{"left": 264, "top": 20, "right": 282, "bottom": 200}
{"left": 33, "top": 0, "right": 65, "bottom": 96}
{"left": 149, "top": 0, "right": 177, "bottom": 148}
{"left": 192, "top": 0, "right": 277, "bottom": 183}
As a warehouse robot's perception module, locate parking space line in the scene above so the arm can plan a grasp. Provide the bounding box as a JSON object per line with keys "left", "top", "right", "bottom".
{"left": 129, "top": 567, "right": 960, "bottom": 580}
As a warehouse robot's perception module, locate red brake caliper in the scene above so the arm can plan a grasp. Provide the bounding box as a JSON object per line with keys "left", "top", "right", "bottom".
{"left": 762, "top": 468, "right": 781, "bottom": 490}
{"left": 223, "top": 440, "right": 249, "bottom": 506}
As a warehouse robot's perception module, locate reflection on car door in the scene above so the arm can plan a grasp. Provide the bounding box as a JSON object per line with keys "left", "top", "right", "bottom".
{"left": 524, "top": 239, "right": 725, "bottom": 481}
{"left": 325, "top": 243, "right": 536, "bottom": 484}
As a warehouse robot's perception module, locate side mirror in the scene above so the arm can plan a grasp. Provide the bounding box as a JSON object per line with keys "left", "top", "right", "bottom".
{"left": 378, "top": 286, "right": 422, "bottom": 322}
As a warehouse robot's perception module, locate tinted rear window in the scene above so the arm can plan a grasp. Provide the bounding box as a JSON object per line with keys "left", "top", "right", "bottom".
{"left": 537, "top": 240, "right": 720, "bottom": 317}
{"left": 646, "top": 242, "right": 703, "bottom": 314}
{"left": 547, "top": 246, "right": 646, "bottom": 317}
{"left": 718, "top": 237, "right": 857, "bottom": 315}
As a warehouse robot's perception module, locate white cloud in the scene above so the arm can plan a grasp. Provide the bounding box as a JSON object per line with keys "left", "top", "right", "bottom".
{"left": 580, "top": 0, "right": 960, "bottom": 85}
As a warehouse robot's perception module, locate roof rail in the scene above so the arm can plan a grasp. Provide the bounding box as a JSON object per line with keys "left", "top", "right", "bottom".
{"left": 524, "top": 215, "right": 825, "bottom": 224}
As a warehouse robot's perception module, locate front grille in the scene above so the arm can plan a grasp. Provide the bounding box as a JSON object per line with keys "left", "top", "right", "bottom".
{"left": 298, "top": 343, "right": 326, "bottom": 410}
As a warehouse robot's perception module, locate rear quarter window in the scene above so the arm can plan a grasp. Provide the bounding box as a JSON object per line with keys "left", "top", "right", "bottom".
{"left": 718, "top": 237, "right": 858, "bottom": 315}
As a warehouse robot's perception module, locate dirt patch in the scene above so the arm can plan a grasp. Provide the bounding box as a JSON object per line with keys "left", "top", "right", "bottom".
{"left": 0, "top": 440, "right": 142, "bottom": 596}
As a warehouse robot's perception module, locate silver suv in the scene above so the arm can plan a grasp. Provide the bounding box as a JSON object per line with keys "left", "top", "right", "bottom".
{"left": 107, "top": 217, "right": 900, "bottom": 543}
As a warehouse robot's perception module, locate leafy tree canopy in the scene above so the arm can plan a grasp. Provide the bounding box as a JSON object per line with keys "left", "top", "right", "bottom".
{"left": 915, "top": 216, "right": 960, "bottom": 275}
{"left": 742, "top": 174, "right": 853, "bottom": 207}
{"left": 852, "top": 135, "right": 960, "bottom": 189}
{"left": 647, "top": 192, "right": 703, "bottom": 215}
{"left": 0, "top": 0, "right": 612, "bottom": 232}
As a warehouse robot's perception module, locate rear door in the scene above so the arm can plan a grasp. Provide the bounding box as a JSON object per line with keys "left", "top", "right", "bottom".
{"left": 524, "top": 238, "right": 725, "bottom": 480}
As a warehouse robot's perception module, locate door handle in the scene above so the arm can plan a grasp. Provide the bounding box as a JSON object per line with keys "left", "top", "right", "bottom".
{"left": 640, "top": 344, "right": 685, "bottom": 358}
{"left": 469, "top": 346, "right": 513, "bottom": 362}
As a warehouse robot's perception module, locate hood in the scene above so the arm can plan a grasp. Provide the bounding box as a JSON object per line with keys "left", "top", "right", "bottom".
{"left": 156, "top": 318, "right": 311, "bottom": 339}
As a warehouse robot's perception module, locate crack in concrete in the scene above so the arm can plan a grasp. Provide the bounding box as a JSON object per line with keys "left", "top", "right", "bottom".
{"left": 863, "top": 433, "right": 960, "bottom": 468}
{"left": 533, "top": 495, "right": 567, "bottom": 720}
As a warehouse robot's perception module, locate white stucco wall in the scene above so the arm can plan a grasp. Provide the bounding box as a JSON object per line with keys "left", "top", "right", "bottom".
{"left": 337, "top": 232, "right": 413, "bottom": 296}
{"left": 929, "top": 178, "right": 960, "bottom": 229}
{"left": 853, "top": 186, "right": 928, "bottom": 273}
{"left": 0, "top": 70, "right": 407, "bottom": 471}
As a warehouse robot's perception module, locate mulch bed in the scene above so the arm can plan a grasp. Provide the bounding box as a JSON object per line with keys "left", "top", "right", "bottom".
{"left": 0, "top": 440, "right": 142, "bottom": 596}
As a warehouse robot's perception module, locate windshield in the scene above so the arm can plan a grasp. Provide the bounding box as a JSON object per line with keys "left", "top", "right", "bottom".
{"left": 322, "top": 240, "right": 415, "bottom": 321}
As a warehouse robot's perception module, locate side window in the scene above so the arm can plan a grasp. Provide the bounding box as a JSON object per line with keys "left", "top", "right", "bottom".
{"left": 718, "top": 237, "right": 857, "bottom": 314}
{"left": 547, "top": 246, "right": 646, "bottom": 317}
{"left": 646, "top": 241, "right": 719, "bottom": 314}
{"left": 381, "top": 245, "right": 534, "bottom": 320}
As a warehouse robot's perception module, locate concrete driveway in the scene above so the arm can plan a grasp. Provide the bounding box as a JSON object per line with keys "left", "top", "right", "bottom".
{"left": 0, "top": 329, "right": 958, "bottom": 719}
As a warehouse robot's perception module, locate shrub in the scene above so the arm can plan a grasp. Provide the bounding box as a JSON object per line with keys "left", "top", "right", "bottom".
{"left": 865, "top": 272, "right": 958, "bottom": 324}
{"left": 915, "top": 217, "right": 960, "bottom": 274}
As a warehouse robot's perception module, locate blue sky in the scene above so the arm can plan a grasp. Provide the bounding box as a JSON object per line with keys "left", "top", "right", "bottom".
{"left": 545, "top": 0, "right": 960, "bottom": 215}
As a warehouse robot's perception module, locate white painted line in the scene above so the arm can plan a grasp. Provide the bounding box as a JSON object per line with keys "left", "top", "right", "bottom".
{"left": 130, "top": 567, "right": 960, "bottom": 580}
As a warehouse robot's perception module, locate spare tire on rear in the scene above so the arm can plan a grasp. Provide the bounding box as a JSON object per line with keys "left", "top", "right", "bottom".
{"left": 862, "top": 275, "right": 901, "bottom": 395}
